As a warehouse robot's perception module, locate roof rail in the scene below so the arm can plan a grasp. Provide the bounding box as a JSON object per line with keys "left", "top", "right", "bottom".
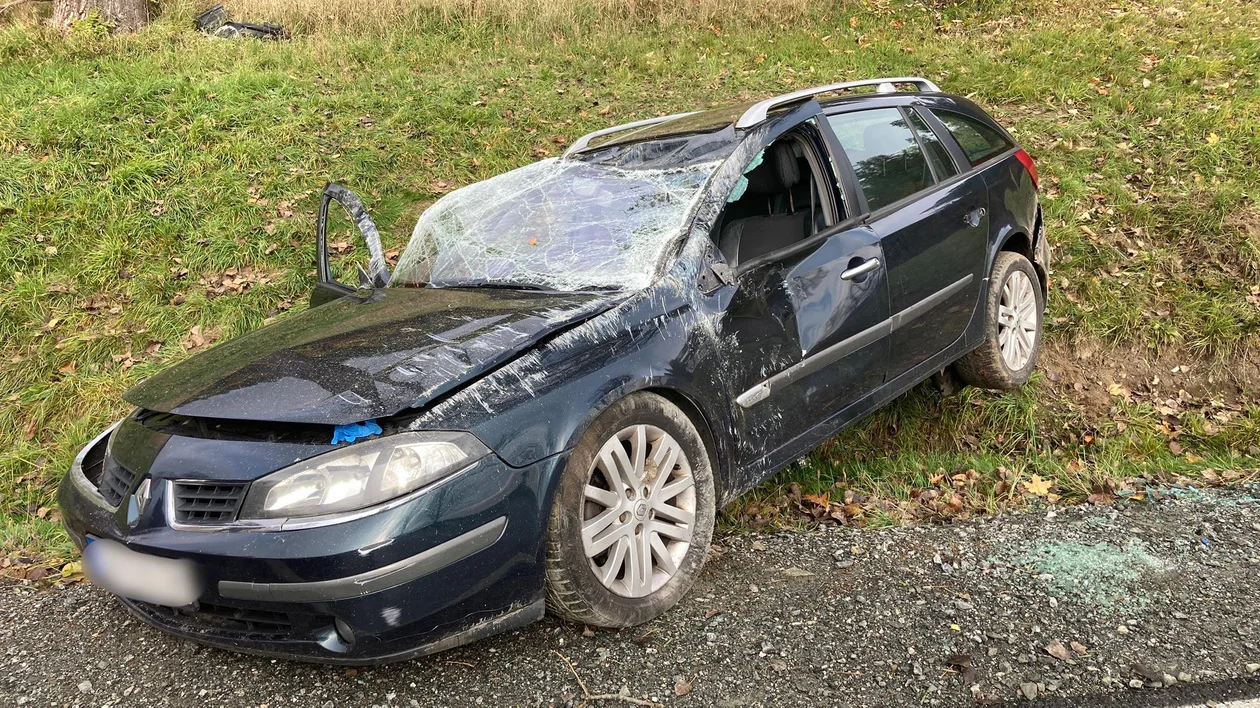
{"left": 734, "top": 77, "right": 940, "bottom": 129}
{"left": 563, "top": 111, "right": 699, "bottom": 158}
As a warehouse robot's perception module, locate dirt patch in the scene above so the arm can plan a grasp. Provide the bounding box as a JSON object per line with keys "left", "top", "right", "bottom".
{"left": 1039, "top": 335, "right": 1259, "bottom": 422}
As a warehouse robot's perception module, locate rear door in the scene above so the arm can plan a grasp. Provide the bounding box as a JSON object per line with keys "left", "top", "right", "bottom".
{"left": 824, "top": 106, "right": 989, "bottom": 377}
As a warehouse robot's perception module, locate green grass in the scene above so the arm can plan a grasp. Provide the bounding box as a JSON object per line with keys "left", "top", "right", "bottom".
{"left": 2, "top": 0, "right": 1258, "bottom": 566}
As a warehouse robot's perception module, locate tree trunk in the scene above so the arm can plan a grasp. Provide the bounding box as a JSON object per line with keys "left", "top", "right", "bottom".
{"left": 52, "top": 0, "right": 148, "bottom": 33}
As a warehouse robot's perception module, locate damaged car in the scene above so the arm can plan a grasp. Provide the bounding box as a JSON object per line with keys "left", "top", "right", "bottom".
{"left": 59, "top": 77, "right": 1048, "bottom": 663}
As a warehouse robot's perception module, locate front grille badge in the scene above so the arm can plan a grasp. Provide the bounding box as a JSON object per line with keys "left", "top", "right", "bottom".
{"left": 126, "top": 478, "right": 152, "bottom": 528}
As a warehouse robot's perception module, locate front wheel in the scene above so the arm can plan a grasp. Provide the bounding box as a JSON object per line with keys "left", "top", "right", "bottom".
{"left": 954, "top": 251, "right": 1044, "bottom": 390}
{"left": 544, "top": 392, "right": 716, "bottom": 627}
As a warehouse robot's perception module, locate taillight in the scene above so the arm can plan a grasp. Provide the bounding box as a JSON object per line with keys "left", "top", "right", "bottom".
{"left": 1014, "top": 149, "right": 1039, "bottom": 191}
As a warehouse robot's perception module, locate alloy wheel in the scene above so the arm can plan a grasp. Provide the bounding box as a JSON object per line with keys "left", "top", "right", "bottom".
{"left": 997, "top": 269, "right": 1038, "bottom": 371}
{"left": 580, "top": 424, "right": 696, "bottom": 598}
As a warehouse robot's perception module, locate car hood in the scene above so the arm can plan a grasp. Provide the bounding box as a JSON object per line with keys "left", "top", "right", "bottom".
{"left": 124, "top": 288, "right": 619, "bottom": 425}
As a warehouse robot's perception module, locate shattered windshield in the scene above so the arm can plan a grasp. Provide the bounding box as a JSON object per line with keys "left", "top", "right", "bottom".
{"left": 391, "top": 133, "right": 736, "bottom": 292}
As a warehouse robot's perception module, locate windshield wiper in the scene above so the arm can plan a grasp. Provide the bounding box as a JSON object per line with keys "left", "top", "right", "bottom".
{"left": 440, "top": 281, "right": 552, "bottom": 291}
{"left": 433, "top": 281, "right": 626, "bottom": 294}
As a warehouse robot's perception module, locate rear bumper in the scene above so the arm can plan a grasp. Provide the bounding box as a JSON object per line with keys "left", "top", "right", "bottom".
{"left": 58, "top": 425, "right": 567, "bottom": 664}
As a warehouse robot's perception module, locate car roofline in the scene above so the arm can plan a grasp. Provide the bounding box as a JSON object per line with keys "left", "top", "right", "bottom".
{"left": 563, "top": 76, "right": 941, "bottom": 157}
{"left": 732, "top": 76, "right": 940, "bottom": 128}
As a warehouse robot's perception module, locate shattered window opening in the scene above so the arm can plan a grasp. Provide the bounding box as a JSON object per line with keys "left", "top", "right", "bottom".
{"left": 391, "top": 135, "right": 737, "bottom": 293}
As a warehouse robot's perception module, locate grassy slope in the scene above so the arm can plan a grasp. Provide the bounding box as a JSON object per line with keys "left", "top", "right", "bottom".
{"left": 1, "top": 0, "right": 1257, "bottom": 565}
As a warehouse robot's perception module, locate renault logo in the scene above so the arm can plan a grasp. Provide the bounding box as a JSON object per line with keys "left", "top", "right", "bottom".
{"left": 126, "top": 478, "right": 151, "bottom": 528}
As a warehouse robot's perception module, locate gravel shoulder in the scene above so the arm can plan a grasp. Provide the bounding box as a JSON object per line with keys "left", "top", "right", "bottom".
{"left": 5, "top": 487, "right": 1260, "bottom": 707}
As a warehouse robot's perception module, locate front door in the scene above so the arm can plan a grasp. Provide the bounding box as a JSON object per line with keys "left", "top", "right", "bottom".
{"left": 709, "top": 124, "right": 891, "bottom": 483}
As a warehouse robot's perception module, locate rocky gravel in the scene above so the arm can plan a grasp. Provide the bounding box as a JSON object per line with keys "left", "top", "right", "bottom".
{"left": 6, "top": 486, "right": 1260, "bottom": 707}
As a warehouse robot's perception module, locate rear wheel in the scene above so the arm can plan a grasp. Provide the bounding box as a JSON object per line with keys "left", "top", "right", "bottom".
{"left": 544, "top": 392, "right": 715, "bottom": 627}
{"left": 955, "top": 251, "right": 1044, "bottom": 390}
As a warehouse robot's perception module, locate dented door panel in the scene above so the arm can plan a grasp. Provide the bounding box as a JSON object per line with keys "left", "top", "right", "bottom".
{"left": 787, "top": 226, "right": 888, "bottom": 357}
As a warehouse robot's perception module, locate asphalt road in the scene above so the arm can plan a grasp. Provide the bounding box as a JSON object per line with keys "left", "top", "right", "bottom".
{"left": 6, "top": 486, "right": 1260, "bottom": 707}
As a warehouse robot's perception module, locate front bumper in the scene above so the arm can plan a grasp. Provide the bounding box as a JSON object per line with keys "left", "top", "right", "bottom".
{"left": 58, "top": 423, "right": 566, "bottom": 664}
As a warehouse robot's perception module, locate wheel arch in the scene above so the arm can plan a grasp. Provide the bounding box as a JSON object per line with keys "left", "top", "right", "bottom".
{"left": 994, "top": 228, "right": 1047, "bottom": 298}
{"left": 554, "top": 379, "right": 732, "bottom": 509}
{"left": 642, "top": 386, "right": 728, "bottom": 505}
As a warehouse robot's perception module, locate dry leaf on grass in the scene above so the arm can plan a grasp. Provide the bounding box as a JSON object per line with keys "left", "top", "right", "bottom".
{"left": 1023, "top": 475, "right": 1054, "bottom": 497}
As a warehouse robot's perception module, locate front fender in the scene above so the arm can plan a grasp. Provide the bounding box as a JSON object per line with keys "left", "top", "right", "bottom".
{"left": 408, "top": 287, "right": 736, "bottom": 489}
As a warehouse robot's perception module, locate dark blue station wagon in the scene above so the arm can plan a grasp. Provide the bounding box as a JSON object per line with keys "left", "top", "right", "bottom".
{"left": 60, "top": 77, "right": 1048, "bottom": 663}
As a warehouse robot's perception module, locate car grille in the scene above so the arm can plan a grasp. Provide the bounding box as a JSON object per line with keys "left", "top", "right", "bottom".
{"left": 97, "top": 457, "right": 139, "bottom": 508}
{"left": 171, "top": 481, "right": 249, "bottom": 524}
{"left": 131, "top": 600, "right": 295, "bottom": 638}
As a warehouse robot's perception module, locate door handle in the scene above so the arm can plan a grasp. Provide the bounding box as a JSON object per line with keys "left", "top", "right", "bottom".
{"left": 840, "top": 258, "right": 881, "bottom": 281}
{"left": 965, "top": 207, "right": 987, "bottom": 227}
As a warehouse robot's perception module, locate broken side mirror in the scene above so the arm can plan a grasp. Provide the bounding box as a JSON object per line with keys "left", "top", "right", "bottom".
{"left": 313, "top": 183, "right": 391, "bottom": 307}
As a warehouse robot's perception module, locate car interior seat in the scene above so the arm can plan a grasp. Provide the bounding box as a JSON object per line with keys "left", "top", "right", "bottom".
{"left": 718, "top": 143, "right": 811, "bottom": 267}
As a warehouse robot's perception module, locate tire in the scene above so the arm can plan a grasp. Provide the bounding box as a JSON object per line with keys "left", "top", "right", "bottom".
{"left": 544, "top": 392, "right": 716, "bottom": 627}
{"left": 954, "top": 251, "right": 1044, "bottom": 390}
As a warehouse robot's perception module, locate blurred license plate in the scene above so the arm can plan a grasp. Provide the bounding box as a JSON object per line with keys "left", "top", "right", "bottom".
{"left": 84, "top": 538, "right": 200, "bottom": 607}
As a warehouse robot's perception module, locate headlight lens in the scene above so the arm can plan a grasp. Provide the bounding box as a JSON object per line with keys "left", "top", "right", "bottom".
{"left": 239, "top": 432, "right": 488, "bottom": 519}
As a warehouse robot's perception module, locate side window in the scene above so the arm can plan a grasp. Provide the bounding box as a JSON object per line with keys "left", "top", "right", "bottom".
{"left": 826, "top": 108, "right": 934, "bottom": 212}
{"left": 905, "top": 108, "right": 958, "bottom": 181}
{"left": 715, "top": 131, "right": 838, "bottom": 267}
{"left": 931, "top": 110, "right": 1014, "bottom": 167}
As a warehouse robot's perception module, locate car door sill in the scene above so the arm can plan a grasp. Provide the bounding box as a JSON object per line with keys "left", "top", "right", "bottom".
{"left": 735, "top": 274, "right": 972, "bottom": 408}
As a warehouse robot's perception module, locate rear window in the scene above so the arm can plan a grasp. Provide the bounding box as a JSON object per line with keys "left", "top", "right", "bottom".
{"left": 826, "top": 108, "right": 934, "bottom": 212}
{"left": 931, "top": 110, "right": 1014, "bottom": 167}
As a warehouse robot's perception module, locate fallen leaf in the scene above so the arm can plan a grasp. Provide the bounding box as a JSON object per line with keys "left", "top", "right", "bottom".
{"left": 782, "top": 567, "right": 814, "bottom": 578}
{"left": 1023, "top": 475, "right": 1054, "bottom": 497}
{"left": 674, "top": 679, "right": 692, "bottom": 697}
{"left": 1045, "top": 639, "right": 1073, "bottom": 661}
{"left": 1070, "top": 641, "right": 1088, "bottom": 656}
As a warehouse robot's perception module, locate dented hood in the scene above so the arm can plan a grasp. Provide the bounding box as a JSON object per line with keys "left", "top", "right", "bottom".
{"left": 124, "top": 288, "right": 617, "bottom": 424}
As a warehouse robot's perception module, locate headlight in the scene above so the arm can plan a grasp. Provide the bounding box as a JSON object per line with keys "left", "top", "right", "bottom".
{"left": 239, "top": 432, "right": 489, "bottom": 520}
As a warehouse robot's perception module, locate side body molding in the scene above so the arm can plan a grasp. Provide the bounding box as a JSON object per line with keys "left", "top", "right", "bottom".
{"left": 736, "top": 274, "right": 972, "bottom": 408}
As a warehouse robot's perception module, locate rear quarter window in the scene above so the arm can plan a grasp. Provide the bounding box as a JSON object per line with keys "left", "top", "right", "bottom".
{"left": 931, "top": 110, "right": 1014, "bottom": 167}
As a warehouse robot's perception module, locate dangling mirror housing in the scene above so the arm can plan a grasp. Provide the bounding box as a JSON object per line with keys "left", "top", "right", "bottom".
{"left": 315, "top": 183, "right": 391, "bottom": 300}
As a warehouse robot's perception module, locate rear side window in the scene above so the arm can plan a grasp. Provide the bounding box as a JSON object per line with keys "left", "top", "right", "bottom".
{"left": 931, "top": 110, "right": 1014, "bottom": 167}
{"left": 826, "top": 108, "right": 934, "bottom": 212}
{"left": 905, "top": 108, "right": 958, "bottom": 180}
